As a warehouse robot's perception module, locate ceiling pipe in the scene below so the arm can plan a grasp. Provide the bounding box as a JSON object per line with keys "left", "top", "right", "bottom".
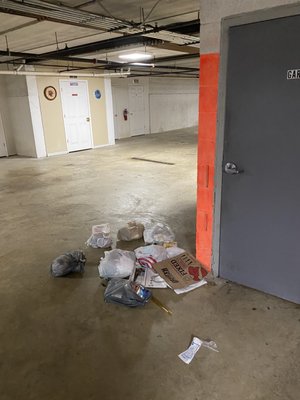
{"left": 0, "top": 69, "right": 130, "bottom": 77}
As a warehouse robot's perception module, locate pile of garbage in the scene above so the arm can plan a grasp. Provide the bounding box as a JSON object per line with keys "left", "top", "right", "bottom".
{"left": 49, "top": 220, "right": 218, "bottom": 364}
{"left": 50, "top": 220, "right": 208, "bottom": 313}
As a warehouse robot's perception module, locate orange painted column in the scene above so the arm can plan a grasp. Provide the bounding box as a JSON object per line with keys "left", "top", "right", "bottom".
{"left": 196, "top": 53, "right": 220, "bottom": 270}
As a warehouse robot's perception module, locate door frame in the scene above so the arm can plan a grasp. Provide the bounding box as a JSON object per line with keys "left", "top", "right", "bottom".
{"left": 59, "top": 79, "right": 94, "bottom": 152}
{"left": 128, "top": 84, "right": 147, "bottom": 137}
{"left": 111, "top": 85, "right": 130, "bottom": 139}
{"left": 212, "top": 3, "right": 300, "bottom": 277}
{"left": 0, "top": 113, "right": 8, "bottom": 157}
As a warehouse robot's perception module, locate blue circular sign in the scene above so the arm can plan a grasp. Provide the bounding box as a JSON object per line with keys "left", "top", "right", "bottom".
{"left": 95, "top": 89, "right": 101, "bottom": 99}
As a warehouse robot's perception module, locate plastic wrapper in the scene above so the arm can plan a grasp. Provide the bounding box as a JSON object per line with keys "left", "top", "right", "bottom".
{"left": 86, "top": 223, "right": 113, "bottom": 249}
{"left": 117, "top": 221, "right": 144, "bottom": 241}
{"left": 135, "top": 245, "right": 168, "bottom": 268}
{"left": 104, "top": 278, "right": 152, "bottom": 307}
{"left": 143, "top": 222, "right": 175, "bottom": 244}
{"left": 50, "top": 251, "right": 86, "bottom": 277}
{"left": 166, "top": 246, "right": 185, "bottom": 258}
{"left": 98, "top": 249, "right": 136, "bottom": 279}
{"left": 178, "top": 337, "right": 219, "bottom": 364}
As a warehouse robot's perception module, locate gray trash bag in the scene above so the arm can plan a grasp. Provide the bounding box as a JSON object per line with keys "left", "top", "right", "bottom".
{"left": 104, "top": 278, "right": 152, "bottom": 307}
{"left": 50, "top": 251, "right": 86, "bottom": 277}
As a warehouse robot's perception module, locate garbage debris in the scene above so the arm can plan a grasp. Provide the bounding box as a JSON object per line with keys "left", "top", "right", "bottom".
{"left": 178, "top": 337, "right": 219, "bottom": 364}
{"left": 104, "top": 278, "right": 152, "bottom": 307}
{"left": 50, "top": 251, "right": 86, "bottom": 277}
{"left": 133, "top": 245, "right": 169, "bottom": 288}
{"left": 86, "top": 224, "right": 113, "bottom": 249}
{"left": 135, "top": 244, "right": 168, "bottom": 268}
{"left": 153, "top": 252, "right": 208, "bottom": 293}
{"left": 151, "top": 296, "right": 172, "bottom": 315}
{"left": 166, "top": 246, "right": 185, "bottom": 258}
{"left": 143, "top": 222, "right": 175, "bottom": 244}
{"left": 163, "top": 241, "right": 178, "bottom": 248}
{"left": 135, "top": 267, "right": 168, "bottom": 288}
{"left": 174, "top": 280, "right": 207, "bottom": 295}
{"left": 98, "top": 249, "right": 136, "bottom": 279}
{"left": 117, "top": 221, "right": 144, "bottom": 241}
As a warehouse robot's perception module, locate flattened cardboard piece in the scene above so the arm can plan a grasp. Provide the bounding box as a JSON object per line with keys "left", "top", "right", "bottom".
{"left": 153, "top": 252, "right": 207, "bottom": 290}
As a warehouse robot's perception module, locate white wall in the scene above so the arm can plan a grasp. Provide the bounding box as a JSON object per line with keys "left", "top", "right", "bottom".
{"left": 111, "top": 77, "right": 150, "bottom": 138}
{"left": 149, "top": 77, "right": 198, "bottom": 133}
{"left": 0, "top": 76, "right": 16, "bottom": 155}
{"left": 26, "top": 74, "right": 46, "bottom": 158}
{"left": 111, "top": 76, "right": 199, "bottom": 138}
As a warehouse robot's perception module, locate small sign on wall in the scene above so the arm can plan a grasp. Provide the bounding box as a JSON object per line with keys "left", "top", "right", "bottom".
{"left": 44, "top": 86, "right": 57, "bottom": 100}
{"left": 287, "top": 69, "right": 300, "bottom": 79}
{"left": 95, "top": 89, "right": 101, "bottom": 99}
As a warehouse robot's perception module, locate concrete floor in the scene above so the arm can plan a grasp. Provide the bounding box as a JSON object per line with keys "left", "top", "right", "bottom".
{"left": 0, "top": 127, "right": 299, "bottom": 400}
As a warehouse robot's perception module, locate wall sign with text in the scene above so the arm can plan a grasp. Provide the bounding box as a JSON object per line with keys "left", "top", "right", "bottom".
{"left": 287, "top": 69, "right": 300, "bottom": 80}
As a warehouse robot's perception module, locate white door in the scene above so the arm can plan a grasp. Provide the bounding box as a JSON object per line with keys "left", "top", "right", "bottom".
{"left": 112, "top": 86, "right": 130, "bottom": 139}
{"left": 60, "top": 80, "right": 93, "bottom": 152}
{"left": 129, "top": 85, "right": 146, "bottom": 136}
{"left": 0, "top": 114, "right": 7, "bottom": 157}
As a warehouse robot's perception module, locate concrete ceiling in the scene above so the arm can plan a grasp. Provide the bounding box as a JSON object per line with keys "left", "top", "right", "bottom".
{"left": 0, "top": 0, "right": 200, "bottom": 77}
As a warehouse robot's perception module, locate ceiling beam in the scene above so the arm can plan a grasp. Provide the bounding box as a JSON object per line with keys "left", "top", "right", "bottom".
{"left": 0, "top": 20, "right": 41, "bottom": 36}
{"left": 36, "top": 18, "right": 200, "bottom": 58}
{"left": 0, "top": 0, "right": 132, "bottom": 32}
{"left": 163, "top": 19, "right": 200, "bottom": 35}
{"left": 38, "top": 35, "right": 163, "bottom": 58}
{"left": 0, "top": 49, "right": 199, "bottom": 66}
{"left": 153, "top": 53, "right": 199, "bottom": 64}
{"left": 149, "top": 42, "right": 199, "bottom": 54}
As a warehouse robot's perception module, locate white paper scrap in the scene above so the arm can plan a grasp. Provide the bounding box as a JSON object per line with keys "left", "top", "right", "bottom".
{"left": 178, "top": 337, "right": 202, "bottom": 364}
{"left": 174, "top": 279, "right": 207, "bottom": 295}
{"left": 135, "top": 268, "right": 168, "bottom": 288}
{"left": 178, "top": 337, "right": 219, "bottom": 364}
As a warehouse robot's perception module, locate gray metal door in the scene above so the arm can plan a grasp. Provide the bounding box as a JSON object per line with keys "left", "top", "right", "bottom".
{"left": 220, "top": 16, "right": 300, "bottom": 303}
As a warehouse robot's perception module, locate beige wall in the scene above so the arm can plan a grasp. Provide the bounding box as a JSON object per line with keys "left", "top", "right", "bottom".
{"left": 88, "top": 78, "right": 109, "bottom": 146}
{"left": 36, "top": 77, "right": 67, "bottom": 154}
{"left": 36, "top": 76, "right": 110, "bottom": 155}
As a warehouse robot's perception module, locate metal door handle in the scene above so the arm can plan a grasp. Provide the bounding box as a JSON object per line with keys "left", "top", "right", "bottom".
{"left": 224, "top": 162, "right": 243, "bottom": 174}
{"left": 86, "top": 117, "right": 90, "bottom": 122}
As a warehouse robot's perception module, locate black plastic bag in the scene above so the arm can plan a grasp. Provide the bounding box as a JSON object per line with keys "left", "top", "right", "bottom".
{"left": 104, "top": 278, "right": 152, "bottom": 307}
{"left": 50, "top": 251, "right": 86, "bottom": 277}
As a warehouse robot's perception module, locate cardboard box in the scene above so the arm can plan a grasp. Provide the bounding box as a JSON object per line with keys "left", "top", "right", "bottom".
{"left": 153, "top": 252, "right": 207, "bottom": 290}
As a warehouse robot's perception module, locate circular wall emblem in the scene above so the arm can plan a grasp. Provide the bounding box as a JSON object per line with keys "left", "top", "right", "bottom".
{"left": 95, "top": 89, "right": 101, "bottom": 99}
{"left": 44, "top": 86, "right": 57, "bottom": 101}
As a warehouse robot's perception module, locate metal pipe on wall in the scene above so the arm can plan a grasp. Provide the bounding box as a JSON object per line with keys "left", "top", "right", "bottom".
{"left": 0, "top": 69, "right": 130, "bottom": 78}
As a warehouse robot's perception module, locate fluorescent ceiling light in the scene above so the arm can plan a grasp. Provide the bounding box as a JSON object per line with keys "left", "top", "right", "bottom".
{"left": 118, "top": 52, "right": 154, "bottom": 61}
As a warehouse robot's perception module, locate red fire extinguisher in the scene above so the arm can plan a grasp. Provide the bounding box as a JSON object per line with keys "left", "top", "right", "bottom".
{"left": 123, "top": 108, "right": 128, "bottom": 121}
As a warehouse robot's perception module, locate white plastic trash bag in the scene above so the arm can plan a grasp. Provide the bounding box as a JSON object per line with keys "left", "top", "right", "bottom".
{"left": 86, "top": 224, "right": 113, "bottom": 249}
{"left": 117, "top": 221, "right": 144, "bottom": 241}
{"left": 98, "top": 249, "right": 136, "bottom": 279}
{"left": 166, "top": 246, "right": 185, "bottom": 258}
{"left": 135, "top": 245, "right": 168, "bottom": 268}
{"left": 143, "top": 222, "right": 175, "bottom": 244}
